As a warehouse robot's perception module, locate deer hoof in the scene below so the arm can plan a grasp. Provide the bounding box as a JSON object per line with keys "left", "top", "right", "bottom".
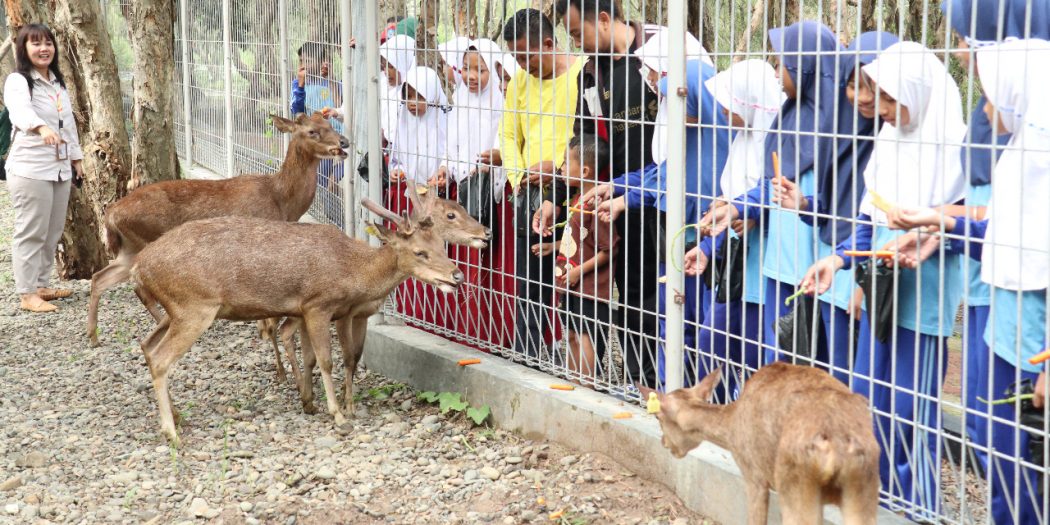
{"left": 302, "top": 402, "right": 317, "bottom": 415}
{"left": 275, "top": 369, "right": 287, "bottom": 384}
{"left": 335, "top": 421, "right": 354, "bottom": 435}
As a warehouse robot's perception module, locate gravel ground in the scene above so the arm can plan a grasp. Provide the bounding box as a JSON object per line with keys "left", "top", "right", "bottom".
{"left": 0, "top": 182, "right": 709, "bottom": 525}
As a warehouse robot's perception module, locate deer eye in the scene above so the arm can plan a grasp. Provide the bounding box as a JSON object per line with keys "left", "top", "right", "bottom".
{"left": 446, "top": 212, "right": 456, "bottom": 220}
{"left": 414, "top": 250, "right": 429, "bottom": 260}
{"left": 309, "top": 130, "right": 320, "bottom": 138}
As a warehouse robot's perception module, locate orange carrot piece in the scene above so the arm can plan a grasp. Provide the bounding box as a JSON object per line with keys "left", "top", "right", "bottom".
{"left": 843, "top": 250, "right": 895, "bottom": 259}
{"left": 612, "top": 412, "right": 633, "bottom": 420}
{"left": 550, "top": 384, "right": 576, "bottom": 391}
{"left": 458, "top": 358, "right": 481, "bottom": 366}
{"left": 549, "top": 510, "right": 565, "bottom": 520}
{"left": 1030, "top": 349, "right": 1050, "bottom": 365}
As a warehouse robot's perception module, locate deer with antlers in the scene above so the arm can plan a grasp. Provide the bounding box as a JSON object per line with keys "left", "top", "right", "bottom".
{"left": 130, "top": 200, "right": 462, "bottom": 446}
{"left": 87, "top": 113, "right": 348, "bottom": 353}
{"left": 656, "top": 363, "right": 880, "bottom": 525}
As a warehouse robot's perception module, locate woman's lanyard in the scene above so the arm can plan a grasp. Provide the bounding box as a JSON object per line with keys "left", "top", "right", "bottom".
{"left": 47, "top": 91, "right": 68, "bottom": 160}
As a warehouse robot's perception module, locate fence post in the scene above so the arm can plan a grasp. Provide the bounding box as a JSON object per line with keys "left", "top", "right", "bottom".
{"left": 364, "top": 0, "right": 382, "bottom": 246}
{"left": 340, "top": 0, "right": 355, "bottom": 237}
{"left": 222, "top": 0, "right": 235, "bottom": 179}
{"left": 277, "top": 0, "right": 290, "bottom": 152}
{"left": 179, "top": 0, "right": 193, "bottom": 168}
{"left": 663, "top": 0, "right": 688, "bottom": 392}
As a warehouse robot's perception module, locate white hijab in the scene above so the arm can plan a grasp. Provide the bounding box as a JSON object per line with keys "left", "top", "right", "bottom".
{"left": 438, "top": 36, "right": 472, "bottom": 86}
{"left": 977, "top": 39, "right": 1050, "bottom": 290}
{"left": 858, "top": 42, "right": 967, "bottom": 224}
{"left": 704, "top": 59, "right": 784, "bottom": 200}
{"left": 633, "top": 28, "right": 712, "bottom": 164}
{"left": 392, "top": 66, "right": 448, "bottom": 184}
{"left": 379, "top": 35, "right": 418, "bottom": 143}
{"left": 445, "top": 39, "right": 506, "bottom": 200}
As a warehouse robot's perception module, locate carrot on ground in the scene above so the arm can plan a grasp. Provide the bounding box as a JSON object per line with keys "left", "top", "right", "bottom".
{"left": 550, "top": 384, "right": 576, "bottom": 391}
{"left": 612, "top": 412, "right": 633, "bottom": 420}
{"left": 458, "top": 358, "right": 481, "bottom": 366}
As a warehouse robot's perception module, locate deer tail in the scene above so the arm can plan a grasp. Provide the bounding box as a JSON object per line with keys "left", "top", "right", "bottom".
{"left": 104, "top": 213, "right": 122, "bottom": 256}
{"left": 810, "top": 436, "right": 840, "bottom": 485}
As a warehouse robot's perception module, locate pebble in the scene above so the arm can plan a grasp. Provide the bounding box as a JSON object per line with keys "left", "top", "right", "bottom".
{"left": 357, "top": 434, "right": 374, "bottom": 443}
{"left": 505, "top": 456, "right": 523, "bottom": 464}
{"left": 240, "top": 502, "right": 254, "bottom": 512}
{"left": 0, "top": 476, "right": 23, "bottom": 491}
{"left": 15, "top": 451, "right": 47, "bottom": 468}
{"left": 188, "top": 497, "right": 219, "bottom": 519}
{"left": 463, "top": 470, "right": 478, "bottom": 482}
{"left": 421, "top": 415, "right": 440, "bottom": 425}
{"left": 315, "top": 436, "right": 339, "bottom": 449}
{"left": 316, "top": 467, "right": 336, "bottom": 480}
{"left": 480, "top": 467, "right": 501, "bottom": 481}
{"left": 4, "top": 504, "right": 17, "bottom": 515}
{"left": 111, "top": 471, "right": 139, "bottom": 484}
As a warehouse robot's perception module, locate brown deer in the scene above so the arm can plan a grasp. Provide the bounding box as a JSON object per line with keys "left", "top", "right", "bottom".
{"left": 257, "top": 183, "right": 491, "bottom": 386}
{"left": 87, "top": 113, "right": 348, "bottom": 350}
{"left": 656, "top": 362, "right": 880, "bottom": 525}
{"left": 130, "top": 202, "right": 463, "bottom": 446}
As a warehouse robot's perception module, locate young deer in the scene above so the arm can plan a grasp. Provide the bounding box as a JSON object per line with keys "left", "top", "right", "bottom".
{"left": 656, "top": 362, "right": 880, "bottom": 525}
{"left": 87, "top": 113, "right": 348, "bottom": 351}
{"left": 256, "top": 183, "right": 491, "bottom": 387}
{"left": 130, "top": 203, "right": 462, "bottom": 446}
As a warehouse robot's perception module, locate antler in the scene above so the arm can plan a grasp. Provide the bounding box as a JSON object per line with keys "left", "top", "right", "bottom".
{"left": 361, "top": 198, "right": 404, "bottom": 226}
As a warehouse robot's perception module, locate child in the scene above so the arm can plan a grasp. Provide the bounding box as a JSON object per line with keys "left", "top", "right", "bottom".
{"left": 378, "top": 35, "right": 417, "bottom": 147}
{"left": 532, "top": 134, "right": 618, "bottom": 383}
{"left": 890, "top": 38, "right": 1050, "bottom": 525}
{"left": 437, "top": 36, "right": 471, "bottom": 86}
{"left": 802, "top": 41, "right": 968, "bottom": 521}
{"left": 684, "top": 59, "right": 783, "bottom": 402}
{"left": 431, "top": 39, "right": 513, "bottom": 349}
{"left": 291, "top": 42, "right": 344, "bottom": 225}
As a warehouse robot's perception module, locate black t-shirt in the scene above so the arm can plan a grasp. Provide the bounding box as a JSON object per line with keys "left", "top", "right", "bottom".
{"left": 576, "top": 22, "right": 659, "bottom": 179}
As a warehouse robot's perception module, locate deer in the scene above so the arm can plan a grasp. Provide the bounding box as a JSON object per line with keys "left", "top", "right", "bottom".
{"left": 256, "top": 183, "right": 492, "bottom": 388}
{"left": 655, "top": 362, "right": 880, "bottom": 525}
{"left": 129, "top": 201, "right": 463, "bottom": 446}
{"left": 87, "top": 113, "right": 349, "bottom": 356}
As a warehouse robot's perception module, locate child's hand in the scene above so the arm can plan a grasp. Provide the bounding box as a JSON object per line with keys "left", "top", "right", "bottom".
{"left": 525, "top": 160, "right": 557, "bottom": 186}
{"left": 533, "top": 200, "right": 558, "bottom": 236}
{"left": 389, "top": 169, "right": 405, "bottom": 183}
{"left": 581, "top": 184, "right": 614, "bottom": 209}
{"left": 596, "top": 196, "right": 626, "bottom": 224}
{"left": 772, "top": 176, "right": 808, "bottom": 211}
{"left": 731, "top": 219, "right": 756, "bottom": 236}
{"left": 429, "top": 166, "right": 448, "bottom": 187}
{"left": 297, "top": 65, "right": 307, "bottom": 87}
{"left": 557, "top": 266, "right": 583, "bottom": 288}
{"left": 800, "top": 255, "right": 845, "bottom": 296}
{"left": 531, "top": 243, "right": 555, "bottom": 257}
{"left": 848, "top": 286, "right": 865, "bottom": 319}
{"left": 683, "top": 247, "right": 708, "bottom": 277}
{"left": 349, "top": 37, "right": 357, "bottom": 49}
{"left": 889, "top": 231, "right": 942, "bottom": 269}
{"left": 477, "top": 149, "right": 502, "bottom": 168}
{"left": 699, "top": 204, "right": 739, "bottom": 237}
{"left": 887, "top": 207, "right": 953, "bottom": 231}
{"left": 1035, "top": 372, "right": 1047, "bottom": 409}
{"left": 320, "top": 61, "right": 330, "bottom": 78}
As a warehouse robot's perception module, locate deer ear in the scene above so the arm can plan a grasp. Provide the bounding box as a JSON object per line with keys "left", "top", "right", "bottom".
{"left": 294, "top": 113, "right": 309, "bottom": 124}
{"left": 271, "top": 114, "right": 297, "bottom": 133}
{"left": 691, "top": 367, "right": 723, "bottom": 403}
{"left": 417, "top": 216, "right": 434, "bottom": 229}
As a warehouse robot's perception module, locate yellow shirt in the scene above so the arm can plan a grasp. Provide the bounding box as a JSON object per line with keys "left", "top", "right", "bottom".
{"left": 498, "top": 57, "right": 585, "bottom": 188}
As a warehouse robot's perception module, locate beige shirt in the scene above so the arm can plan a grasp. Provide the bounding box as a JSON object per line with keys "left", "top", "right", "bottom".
{"left": 4, "top": 70, "right": 83, "bottom": 181}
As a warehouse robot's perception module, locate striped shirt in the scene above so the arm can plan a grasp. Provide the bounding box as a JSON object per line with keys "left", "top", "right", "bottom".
{"left": 4, "top": 70, "right": 83, "bottom": 181}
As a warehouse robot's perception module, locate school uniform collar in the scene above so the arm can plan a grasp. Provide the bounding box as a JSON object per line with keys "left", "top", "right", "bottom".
{"left": 30, "top": 69, "right": 56, "bottom": 84}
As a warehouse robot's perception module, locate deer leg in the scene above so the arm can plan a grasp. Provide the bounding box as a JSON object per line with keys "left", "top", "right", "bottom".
{"left": 146, "top": 308, "right": 217, "bottom": 447}
{"left": 302, "top": 313, "right": 346, "bottom": 427}
{"left": 777, "top": 481, "right": 823, "bottom": 525}
{"left": 336, "top": 316, "right": 367, "bottom": 414}
{"left": 279, "top": 317, "right": 303, "bottom": 386}
{"left": 133, "top": 285, "right": 164, "bottom": 322}
{"left": 743, "top": 478, "right": 771, "bottom": 525}
{"left": 257, "top": 318, "right": 287, "bottom": 383}
{"left": 87, "top": 252, "right": 134, "bottom": 347}
{"left": 838, "top": 475, "right": 879, "bottom": 525}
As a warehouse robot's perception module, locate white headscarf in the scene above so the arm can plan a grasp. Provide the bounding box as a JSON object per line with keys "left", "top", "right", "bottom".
{"left": 392, "top": 66, "right": 448, "bottom": 184}
{"left": 704, "top": 59, "right": 784, "bottom": 200}
{"left": 445, "top": 39, "right": 507, "bottom": 200}
{"left": 977, "top": 39, "right": 1050, "bottom": 290}
{"left": 438, "top": 36, "right": 472, "bottom": 85}
{"left": 379, "top": 35, "right": 418, "bottom": 143}
{"left": 633, "top": 28, "right": 712, "bottom": 164}
{"left": 858, "top": 42, "right": 967, "bottom": 224}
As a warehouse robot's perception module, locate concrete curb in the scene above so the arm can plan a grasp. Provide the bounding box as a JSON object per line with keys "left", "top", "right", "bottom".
{"left": 361, "top": 323, "right": 909, "bottom": 525}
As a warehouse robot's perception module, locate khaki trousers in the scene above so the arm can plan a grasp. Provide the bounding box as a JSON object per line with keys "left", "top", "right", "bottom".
{"left": 8, "top": 175, "right": 71, "bottom": 294}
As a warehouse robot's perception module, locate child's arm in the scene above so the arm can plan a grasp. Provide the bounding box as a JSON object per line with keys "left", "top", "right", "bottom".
{"left": 531, "top": 242, "right": 557, "bottom": 257}
{"left": 562, "top": 250, "right": 610, "bottom": 289}
{"left": 290, "top": 78, "right": 306, "bottom": 116}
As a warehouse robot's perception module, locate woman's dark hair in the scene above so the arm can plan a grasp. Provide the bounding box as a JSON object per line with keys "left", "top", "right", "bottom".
{"left": 14, "top": 24, "right": 66, "bottom": 92}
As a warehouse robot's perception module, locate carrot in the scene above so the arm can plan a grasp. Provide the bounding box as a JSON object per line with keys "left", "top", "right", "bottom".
{"left": 1030, "top": 349, "right": 1050, "bottom": 365}
{"left": 458, "top": 358, "right": 481, "bottom": 366}
{"left": 843, "top": 250, "right": 895, "bottom": 259}
{"left": 772, "top": 151, "right": 781, "bottom": 179}
{"left": 550, "top": 384, "right": 576, "bottom": 391}
{"left": 612, "top": 412, "right": 633, "bottom": 419}
{"left": 549, "top": 510, "right": 565, "bottom": 520}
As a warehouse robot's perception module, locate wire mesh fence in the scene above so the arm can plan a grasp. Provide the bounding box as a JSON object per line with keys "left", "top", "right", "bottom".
{"left": 157, "top": 0, "right": 1050, "bottom": 522}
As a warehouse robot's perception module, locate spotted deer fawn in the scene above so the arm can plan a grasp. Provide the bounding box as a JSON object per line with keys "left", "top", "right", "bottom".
{"left": 656, "top": 362, "right": 880, "bottom": 525}
{"left": 88, "top": 113, "right": 348, "bottom": 358}
{"left": 130, "top": 201, "right": 462, "bottom": 446}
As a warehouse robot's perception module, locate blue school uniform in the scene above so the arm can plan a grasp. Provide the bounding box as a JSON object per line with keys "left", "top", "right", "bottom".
{"left": 291, "top": 78, "right": 345, "bottom": 226}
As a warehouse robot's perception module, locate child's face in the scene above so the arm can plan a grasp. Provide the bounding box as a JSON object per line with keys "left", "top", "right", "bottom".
{"left": 875, "top": 86, "right": 909, "bottom": 128}
{"left": 721, "top": 106, "right": 745, "bottom": 128}
{"left": 493, "top": 63, "right": 511, "bottom": 93}
{"left": 773, "top": 57, "right": 797, "bottom": 100}
{"left": 301, "top": 54, "right": 322, "bottom": 77}
{"left": 404, "top": 84, "right": 428, "bottom": 117}
{"left": 983, "top": 99, "right": 1009, "bottom": 134}
{"left": 953, "top": 34, "right": 972, "bottom": 70}
{"left": 563, "top": 147, "right": 592, "bottom": 187}
{"left": 461, "top": 51, "right": 490, "bottom": 94}
{"left": 646, "top": 67, "right": 661, "bottom": 94}
{"left": 846, "top": 69, "right": 878, "bottom": 119}
{"left": 442, "top": 62, "right": 457, "bottom": 85}
{"left": 379, "top": 57, "right": 400, "bottom": 87}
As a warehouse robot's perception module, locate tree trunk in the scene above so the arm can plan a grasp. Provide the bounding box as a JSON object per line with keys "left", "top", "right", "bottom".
{"left": 6, "top": 0, "right": 134, "bottom": 278}
{"left": 128, "top": 0, "right": 179, "bottom": 189}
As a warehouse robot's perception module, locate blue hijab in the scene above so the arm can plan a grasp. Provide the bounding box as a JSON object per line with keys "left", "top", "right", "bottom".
{"left": 816, "top": 31, "right": 898, "bottom": 245}
{"left": 944, "top": 0, "right": 1050, "bottom": 186}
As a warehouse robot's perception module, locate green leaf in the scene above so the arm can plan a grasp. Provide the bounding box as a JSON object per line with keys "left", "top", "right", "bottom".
{"left": 466, "top": 405, "right": 490, "bottom": 426}
{"left": 418, "top": 391, "right": 439, "bottom": 403}
{"left": 438, "top": 392, "right": 468, "bottom": 413}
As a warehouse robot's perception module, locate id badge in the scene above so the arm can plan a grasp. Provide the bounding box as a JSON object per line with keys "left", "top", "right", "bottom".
{"left": 56, "top": 142, "right": 69, "bottom": 161}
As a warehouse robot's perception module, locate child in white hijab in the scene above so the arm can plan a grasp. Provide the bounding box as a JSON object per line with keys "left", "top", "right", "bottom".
{"left": 378, "top": 35, "right": 417, "bottom": 145}
{"left": 388, "top": 66, "right": 448, "bottom": 198}
{"left": 803, "top": 41, "right": 968, "bottom": 521}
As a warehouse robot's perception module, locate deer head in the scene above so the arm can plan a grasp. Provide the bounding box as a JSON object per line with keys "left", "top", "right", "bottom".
{"left": 656, "top": 367, "right": 723, "bottom": 458}
{"left": 405, "top": 181, "right": 492, "bottom": 248}
{"left": 271, "top": 113, "right": 350, "bottom": 160}
{"left": 362, "top": 199, "right": 463, "bottom": 293}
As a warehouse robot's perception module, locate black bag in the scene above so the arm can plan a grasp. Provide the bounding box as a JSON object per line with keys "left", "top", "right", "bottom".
{"left": 777, "top": 293, "right": 820, "bottom": 361}
{"left": 713, "top": 235, "right": 745, "bottom": 304}
{"left": 457, "top": 171, "right": 492, "bottom": 225}
{"left": 855, "top": 259, "right": 896, "bottom": 344}
{"left": 0, "top": 108, "right": 11, "bottom": 181}
{"left": 1008, "top": 379, "right": 1046, "bottom": 498}
{"left": 356, "top": 151, "right": 389, "bottom": 189}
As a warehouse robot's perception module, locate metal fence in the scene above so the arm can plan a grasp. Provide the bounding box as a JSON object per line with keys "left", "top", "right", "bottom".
{"left": 157, "top": 0, "right": 1050, "bottom": 522}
